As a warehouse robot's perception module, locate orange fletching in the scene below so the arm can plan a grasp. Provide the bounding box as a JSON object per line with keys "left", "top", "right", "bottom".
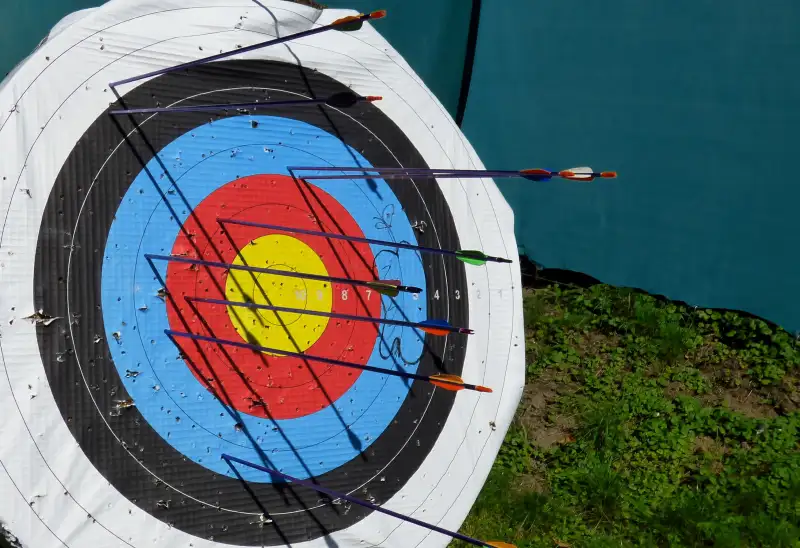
{"left": 476, "top": 385, "right": 493, "bottom": 393}
{"left": 486, "top": 542, "right": 517, "bottom": 548}
{"left": 369, "top": 9, "right": 388, "bottom": 19}
{"left": 429, "top": 374, "right": 465, "bottom": 391}
{"left": 332, "top": 15, "right": 360, "bottom": 25}
{"left": 420, "top": 326, "right": 451, "bottom": 336}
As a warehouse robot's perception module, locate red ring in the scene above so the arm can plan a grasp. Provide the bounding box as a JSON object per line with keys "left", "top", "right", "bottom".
{"left": 166, "top": 175, "right": 381, "bottom": 419}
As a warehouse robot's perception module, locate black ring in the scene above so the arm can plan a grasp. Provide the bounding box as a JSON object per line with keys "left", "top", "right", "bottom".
{"left": 33, "top": 59, "right": 468, "bottom": 545}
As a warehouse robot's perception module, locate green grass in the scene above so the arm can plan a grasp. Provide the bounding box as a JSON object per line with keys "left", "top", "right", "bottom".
{"left": 455, "top": 284, "right": 800, "bottom": 548}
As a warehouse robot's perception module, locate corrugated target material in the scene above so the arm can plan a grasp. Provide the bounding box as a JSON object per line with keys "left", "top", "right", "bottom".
{"left": 0, "top": 1, "right": 524, "bottom": 547}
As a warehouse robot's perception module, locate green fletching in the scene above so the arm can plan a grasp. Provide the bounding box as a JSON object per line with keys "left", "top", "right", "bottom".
{"left": 455, "top": 250, "right": 488, "bottom": 266}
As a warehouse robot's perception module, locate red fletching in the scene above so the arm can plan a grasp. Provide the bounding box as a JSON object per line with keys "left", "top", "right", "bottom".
{"left": 520, "top": 169, "right": 552, "bottom": 177}
{"left": 369, "top": 9, "right": 388, "bottom": 19}
{"left": 601, "top": 171, "right": 618, "bottom": 178}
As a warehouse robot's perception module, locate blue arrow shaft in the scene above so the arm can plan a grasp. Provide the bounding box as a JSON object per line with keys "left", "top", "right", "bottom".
{"left": 109, "top": 12, "right": 374, "bottom": 88}
{"left": 221, "top": 454, "right": 493, "bottom": 547}
{"left": 188, "top": 296, "right": 470, "bottom": 334}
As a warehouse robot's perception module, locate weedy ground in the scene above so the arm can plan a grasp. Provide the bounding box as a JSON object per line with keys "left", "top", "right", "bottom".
{"left": 453, "top": 284, "right": 800, "bottom": 548}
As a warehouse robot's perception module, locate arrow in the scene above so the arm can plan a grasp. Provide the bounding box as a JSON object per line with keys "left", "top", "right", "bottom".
{"left": 145, "top": 254, "right": 421, "bottom": 296}
{"left": 166, "top": 330, "right": 492, "bottom": 393}
{"left": 222, "top": 454, "right": 514, "bottom": 548}
{"left": 109, "top": 10, "right": 387, "bottom": 88}
{"left": 187, "top": 296, "right": 474, "bottom": 335}
{"left": 554, "top": 166, "right": 617, "bottom": 181}
{"left": 217, "top": 218, "right": 512, "bottom": 265}
{"left": 289, "top": 165, "right": 617, "bottom": 181}
{"left": 109, "top": 92, "right": 382, "bottom": 116}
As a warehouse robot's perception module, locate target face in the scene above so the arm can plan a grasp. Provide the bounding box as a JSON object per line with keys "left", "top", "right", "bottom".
{"left": 0, "top": 2, "right": 523, "bottom": 548}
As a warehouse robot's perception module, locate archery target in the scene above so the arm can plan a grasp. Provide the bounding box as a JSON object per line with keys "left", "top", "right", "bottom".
{"left": 0, "top": 2, "right": 524, "bottom": 548}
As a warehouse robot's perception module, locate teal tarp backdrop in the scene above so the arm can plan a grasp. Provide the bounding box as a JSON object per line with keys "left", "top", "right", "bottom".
{"left": 461, "top": 0, "right": 800, "bottom": 332}
{"left": 2, "top": 0, "right": 799, "bottom": 332}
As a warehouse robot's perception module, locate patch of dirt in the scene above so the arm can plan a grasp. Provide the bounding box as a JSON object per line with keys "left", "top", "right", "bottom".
{"left": 664, "top": 381, "right": 694, "bottom": 399}
{"left": 518, "top": 371, "right": 578, "bottom": 449}
{"left": 696, "top": 355, "right": 798, "bottom": 415}
{"left": 516, "top": 469, "right": 550, "bottom": 494}
{"left": 694, "top": 436, "right": 728, "bottom": 475}
{"left": 694, "top": 435, "right": 727, "bottom": 456}
{"left": 576, "top": 332, "right": 619, "bottom": 357}
{"left": 702, "top": 388, "right": 778, "bottom": 419}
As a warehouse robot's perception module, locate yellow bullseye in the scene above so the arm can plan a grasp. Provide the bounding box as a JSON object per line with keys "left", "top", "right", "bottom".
{"left": 225, "top": 234, "right": 332, "bottom": 355}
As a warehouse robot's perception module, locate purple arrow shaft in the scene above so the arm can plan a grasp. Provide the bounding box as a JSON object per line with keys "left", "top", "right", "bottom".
{"left": 218, "top": 217, "right": 461, "bottom": 257}
{"left": 109, "top": 13, "right": 374, "bottom": 88}
{"left": 109, "top": 97, "right": 329, "bottom": 116}
{"left": 187, "top": 296, "right": 472, "bottom": 334}
{"left": 165, "top": 330, "right": 472, "bottom": 388}
{"left": 144, "top": 253, "right": 419, "bottom": 293}
{"left": 298, "top": 171, "right": 531, "bottom": 181}
{"left": 221, "top": 454, "right": 493, "bottom": 547}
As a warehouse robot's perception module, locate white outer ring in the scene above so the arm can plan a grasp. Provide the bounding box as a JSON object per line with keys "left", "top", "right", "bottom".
{"left": 0, "top": 1, "right": 524, "bottom": 547}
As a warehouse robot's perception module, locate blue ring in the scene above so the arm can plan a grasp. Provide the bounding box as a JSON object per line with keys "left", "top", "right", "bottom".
{"left": 101, "top": 115, "right": 427, "bottom": 482}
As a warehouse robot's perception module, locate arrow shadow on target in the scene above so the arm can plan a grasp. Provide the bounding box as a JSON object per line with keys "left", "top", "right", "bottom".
{"left": 107, "top": 91, "right": 364, "bottom": 451}
{"left": 107, "top": 100, "right": 345, "bottom": 537}
{"left": 257, "top": 2, "right": 383, "bottom": 202}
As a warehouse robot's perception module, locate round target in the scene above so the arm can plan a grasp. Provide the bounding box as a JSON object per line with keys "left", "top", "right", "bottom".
{"left": 0, "top": 2, "right": 523, "bottom": 548}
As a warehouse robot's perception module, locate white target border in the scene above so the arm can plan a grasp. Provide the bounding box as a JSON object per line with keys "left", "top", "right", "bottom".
{"left": 0, "top": 1, "right": 525, "bottom": 547}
